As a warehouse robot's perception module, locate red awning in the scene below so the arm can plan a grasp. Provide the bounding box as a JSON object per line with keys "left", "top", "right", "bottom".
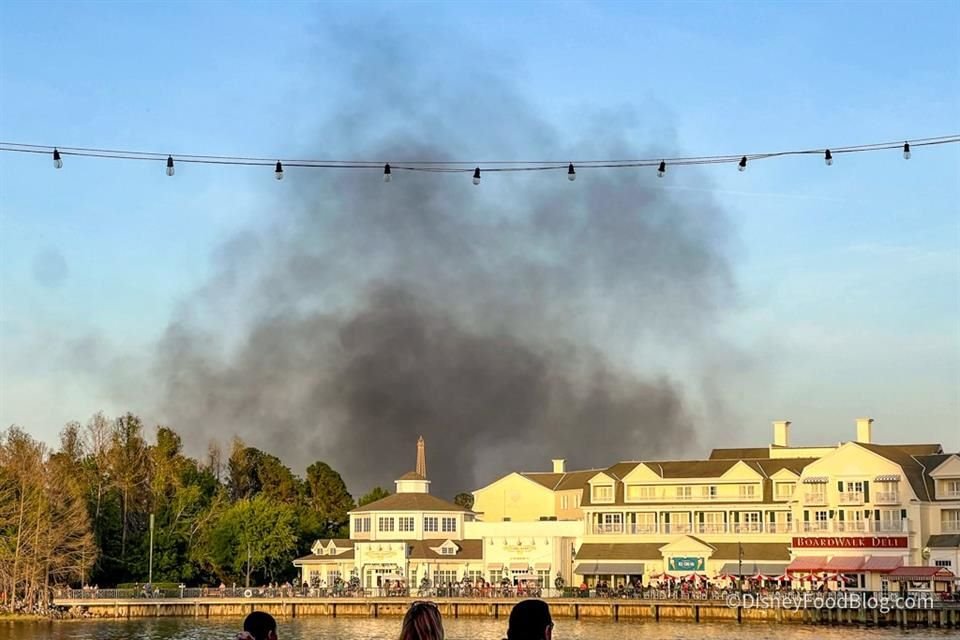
{"left": 825, "top": 556, "right": 865, "bottom": 572}
{"left": 786, "top": 556, "right": 827, "bottom": 573}
{"left": 887, "top": 566, "right": 956, "bottom": 580}
{"left": 861, "top": 556, "right": 903, "bottom": 573}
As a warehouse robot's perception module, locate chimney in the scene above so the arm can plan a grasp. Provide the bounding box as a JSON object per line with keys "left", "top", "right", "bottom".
{"left": 773, "top": 420, "right": 791, "bottom": 447}
{"left": 552, "top": 459, "right": 566, "bottom": 474}
{"left": 855, "top": 418, "right": 873, "bottom": 444}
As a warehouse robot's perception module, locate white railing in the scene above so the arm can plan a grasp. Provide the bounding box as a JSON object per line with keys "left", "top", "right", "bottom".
{"left": 873, "top": 491, "right": 899, "bottom": 504}
{"left": 940, "top": 490, "right": 960, "bottom": 499}
{"left": 838, "top": 491, "right": 864, "bottom": 504}
{"left": 628, "top": 523, "right": 659, "bottom": 534}
{"left": 942, "top": 521, "right": 960, "bottom": 533}
{"left": 695, "top": 523, "right": 727, "bottom": 534}
{"left": 592, "top": 523, "right": 624, "bottom": 534}
{"left": 804, "top": 493, "right": 827, "bottom": 505}
{"left": 662, "top": 523, "right": 693, "bottom": 534}
{"left": 584, "top": 517, "right": 911, "bottom": 536}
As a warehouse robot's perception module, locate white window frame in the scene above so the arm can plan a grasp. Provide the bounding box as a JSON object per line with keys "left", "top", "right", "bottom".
{"left": 441, "top": 517, "right": 457, "bottom": 532}
{"left": 592, "top": 484, "right": 614, "bottom": 503}
{"left": 424, "top": 516, "right": 439, "bottom": 532}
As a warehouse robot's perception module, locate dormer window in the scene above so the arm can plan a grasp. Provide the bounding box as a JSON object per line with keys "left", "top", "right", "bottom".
{"left": 592, "top": 485, "right": 614, "bottom": 503}
{"left": 440, "top": 547, "right": 456, "bottom": 555}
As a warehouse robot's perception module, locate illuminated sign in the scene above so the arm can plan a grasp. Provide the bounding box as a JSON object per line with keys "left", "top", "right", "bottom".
{"left": 668, "top": 557, "right": 705, "bottom": 571}
{"left": 791, "top": 537, "right": 908, "bottom": 548}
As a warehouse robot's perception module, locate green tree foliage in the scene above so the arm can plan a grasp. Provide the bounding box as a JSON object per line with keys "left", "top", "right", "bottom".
{"left": 358, "top": 486, "right": 391, "bottom": 506}
{"left": 453, "top": 492, "right": 475, "bottom": 510}
{"left": 304, "top": 462, "right": 355, "bottom": 538}
{"left": 197, "top": 496, "right": 298, "bottom": 585}
{"left": 2, "top": 412, "right": 359, "bottom": 594}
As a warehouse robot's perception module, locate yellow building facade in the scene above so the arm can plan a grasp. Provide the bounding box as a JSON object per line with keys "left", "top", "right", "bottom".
{"left": 296, "top": 420, "right": 960, "bottom": 593}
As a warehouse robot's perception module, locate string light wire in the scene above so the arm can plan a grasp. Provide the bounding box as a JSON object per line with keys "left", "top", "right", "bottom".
{"left": 0, "top": 135, "right": 957, "bottom": 179}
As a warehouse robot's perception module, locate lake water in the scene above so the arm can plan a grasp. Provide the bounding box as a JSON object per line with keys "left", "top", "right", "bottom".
{"left": 1, "top": 618, "right": 957, "bottom": 640}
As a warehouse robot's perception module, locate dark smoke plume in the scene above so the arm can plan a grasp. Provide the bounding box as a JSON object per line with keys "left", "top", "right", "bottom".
{"left": 150, "top": 27, "right": 737, "bottom": 495}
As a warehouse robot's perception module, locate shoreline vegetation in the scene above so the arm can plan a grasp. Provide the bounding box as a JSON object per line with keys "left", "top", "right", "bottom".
{"left": 3, "top": 414, "right": 443, "bottom": 617}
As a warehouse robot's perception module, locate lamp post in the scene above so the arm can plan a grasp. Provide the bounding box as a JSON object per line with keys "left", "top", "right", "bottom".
{"left": 148, "top": 513, "right": 154, "bottom": 585}
{"left": 737, "top": 541, "right": 743, "bottom": 590}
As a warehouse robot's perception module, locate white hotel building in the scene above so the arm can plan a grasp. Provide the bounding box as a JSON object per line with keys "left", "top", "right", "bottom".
{"left": 296, "top": 419, "right": 960, "bottom": 592}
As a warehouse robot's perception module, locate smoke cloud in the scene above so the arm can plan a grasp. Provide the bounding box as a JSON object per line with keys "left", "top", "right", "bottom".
{"left": 149, "top": 27, "right": 737, "bottom": 495}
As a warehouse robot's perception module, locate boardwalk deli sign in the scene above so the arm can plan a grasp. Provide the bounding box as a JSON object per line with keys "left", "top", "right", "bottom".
{"left": 792, "top": 536, "right": 908, "bottom": 548}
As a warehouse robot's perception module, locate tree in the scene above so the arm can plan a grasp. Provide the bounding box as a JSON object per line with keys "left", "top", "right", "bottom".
{"left": 358, "top": 486, "right": 390, "bottom": 506}
{"left": 454, "top": 492, "right": 475, "bottom": 510}
{"left": 304, "top": 462, "right": 354, "bottom": 538}
{"left": 198, "top": 496, "right": 298, "bottom": 585}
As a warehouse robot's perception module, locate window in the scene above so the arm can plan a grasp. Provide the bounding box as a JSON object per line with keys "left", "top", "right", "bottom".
{"left": 327, "top": 570, "right": 340, "bottom": 583}
{"left": 424, "top": 516, "right": 439, "bottom": 532}
{"left": 399, "top": 517, "right": 415, "bottom": 532}
{"left": 775, "top": 482, "right": 795, "bottom": 499}
{"left": 575, "top": 494, "right": 581, "bottom": 507}
{"left": 935, "top": 560, "right": 952, "bottom": 568}
{"left": 676, "top": 486, "right": 692, "bottom": 500}
{"left": 353, "top": 517, "right": 370, "bottom": 533}
{"left": 378, "top": 517, "right": 395, "bottom": 532}
{"left": 561, "top": 495, "right": 569, "bottom": 509}
{"left": 592, "top": 484, "right": 614, "bottom": 502}
{"left": 536, "top": 569, "right": 550, "bottom": 587}
{"left": 943, "top": 480, "right": 960, "bottom": 497}
{"left": 846, "top": 481, "right": 864, "bottom": 493}
{"left": 489, "top": 569, "right": 503, "bottom": 584}
{"left": 433, "top": 570, "right": 457, "bottom": 585}
{"left": 740, "top": 511, "right": 761, "bottom": 532}
{"left": 442, "top": 517, "right": 457, "bottom": 532}
{"left": 440, "top": 546, "right": 456, "bottom": 555}
{"left": 701, "top": 485, "right": 718, "bottom": 499}
{"left": 468, "top": 570, "right": 484, "bottom": 582}
{"left": 942, "top": 509, "right": 960, "bottom": 532}
{"left": 739, "top": 484, "right": 757, "bottom": 500}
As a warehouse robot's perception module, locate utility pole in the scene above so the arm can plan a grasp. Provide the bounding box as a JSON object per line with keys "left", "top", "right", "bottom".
{"left": 148, "top": 513, "right": 155, "bottom": 585}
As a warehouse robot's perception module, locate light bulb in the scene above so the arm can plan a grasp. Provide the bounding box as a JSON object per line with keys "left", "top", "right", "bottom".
{"left": 275, "top": 161, "right": 284, "bottom": 181}
{"left": 903, "top": 142, "right": 911, "bottom": 160}
{"left": 824, "top": 149, "right": 833, "bottom": 166}
{"left": 472, "top": 167, "right": 481, "bottom": 185}
{"left": 567, "top": 163, "right": 576, "bottom": 181}
{"left": 657, "top": 161, "right": 666, "bottom": 178}
{"left": 738, "top": 156, "right": 747, "bottom": 172}
{"left": 166, "top": 156, "right": 175, "bottom": 177}
{"left": 53, "top": 148, "right": 63, "bottom": 169}
{"left": 384, "top": 163, "right": 392, "bottom": 183}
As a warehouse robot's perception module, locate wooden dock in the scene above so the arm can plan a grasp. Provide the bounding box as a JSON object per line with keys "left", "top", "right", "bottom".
{"left": 52, "top": 596, "right": 960, "bottom": 627}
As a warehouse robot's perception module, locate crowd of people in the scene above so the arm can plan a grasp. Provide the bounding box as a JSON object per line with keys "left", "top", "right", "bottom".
{"left": 235, "top": 599, "right": 556, "bottom": 640}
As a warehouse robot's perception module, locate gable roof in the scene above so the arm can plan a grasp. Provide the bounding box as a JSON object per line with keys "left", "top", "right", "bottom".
{"left": 518, "top": 468, "right": 606, "bottom": 492}
{"left": 350, "top": 493, "right": 471, "bottom": 513}
{"left": 709, "top": 447, "right": 770, "bottom": 460}
{"left": 855, "top": 443, "right": 947, "bottom": 501}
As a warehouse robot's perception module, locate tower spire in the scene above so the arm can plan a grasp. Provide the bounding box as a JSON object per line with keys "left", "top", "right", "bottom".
{"left": 416, "top": 435, "right": 426, "bottom": 478}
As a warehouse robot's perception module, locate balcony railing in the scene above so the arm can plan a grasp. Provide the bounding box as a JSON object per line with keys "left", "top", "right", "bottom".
{"left": 941, "top": 490, "right": 960, "bottom": 499}
{"left": 586, "top": 518, "right": 910, "bottom": 535}
{"left": 873, "top": 491, "right": 899, "bottom": 504}
{"left": 838, "top": 492, "right": 865, "bottom": 505}
{"left": 942, "top": 521, "right": 960, "bottom": 533}
{"left": 592, "top": 523, "right": 624, "bottom": 534}
{"left": 804, "top": 493, "right": 827, "bottom": 505}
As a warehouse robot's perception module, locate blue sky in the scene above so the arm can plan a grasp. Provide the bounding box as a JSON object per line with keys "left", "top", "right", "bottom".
{"left": 1, "top": 0, "right": 958, "bottom": 456}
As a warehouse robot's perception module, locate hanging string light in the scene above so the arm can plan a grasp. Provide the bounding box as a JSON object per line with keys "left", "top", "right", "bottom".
{"left": 2, "top": 135, "right": 956, "bottom": 181}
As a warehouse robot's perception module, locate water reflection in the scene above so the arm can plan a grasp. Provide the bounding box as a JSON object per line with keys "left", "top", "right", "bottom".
{"left": 1, "top": 618, "right": 956, "bottom": 640}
